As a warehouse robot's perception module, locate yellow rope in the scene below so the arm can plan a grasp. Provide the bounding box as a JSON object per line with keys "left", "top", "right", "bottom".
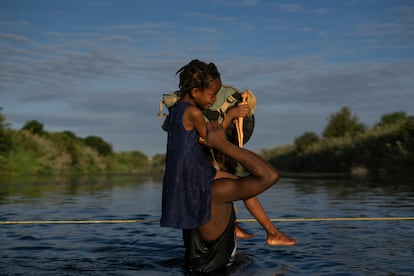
{"left": 0, "top": 219, "right": 158, "bottom": 225}
{"left": 242, "top": 217, "right": 414, "bottom": 222}
{"left": 1, "top": 217, "right": 413, "bottom": 225}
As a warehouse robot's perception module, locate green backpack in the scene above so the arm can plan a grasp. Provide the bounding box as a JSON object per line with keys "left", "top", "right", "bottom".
{"left": 158, "top": 85, "right": 255, "bottom": 146}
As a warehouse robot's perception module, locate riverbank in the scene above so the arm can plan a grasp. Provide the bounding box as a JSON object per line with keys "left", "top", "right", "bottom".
{"left": 261, "top": 119, "right": 414, "bottom": 177}
{"left": 1, "top": 108, "right": 413, "bottom": 177}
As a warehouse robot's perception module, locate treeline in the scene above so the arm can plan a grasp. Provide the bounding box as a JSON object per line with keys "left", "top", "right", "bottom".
{"left": 1, "top": 107, "right": 413, "bottom": 176}
{"left": 0, "top": 108, "right": 165, "bottom": 175}
{"left": 260, "top": 107, "right": 414, "bottom": 176}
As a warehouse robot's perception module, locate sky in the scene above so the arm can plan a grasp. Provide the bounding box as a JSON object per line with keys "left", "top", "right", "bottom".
{"left": 1, "top": 0, "right": 413, "bottom": 156}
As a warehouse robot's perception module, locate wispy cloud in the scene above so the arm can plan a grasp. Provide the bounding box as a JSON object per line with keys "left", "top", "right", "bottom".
{"left": 101, "top": 35, "right": 133, "bottom": 43}
{"left": 279, "top": 4, "right": 303, "bottom": 13}
{"left": 185, "top": 11, "right": 236, "bottom": 22}
{"left": 312, "top": 8, "right": 328, "bottom": 15}
{"left": 216, "top": 0, "right": 259, "bottom": 7}
{"left": 0, "top": 32, "right": 34, "bottom": 44}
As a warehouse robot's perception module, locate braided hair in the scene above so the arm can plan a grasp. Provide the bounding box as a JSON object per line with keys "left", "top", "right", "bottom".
{"left": 176, "top": 59, "right": 221, "bottom": 96}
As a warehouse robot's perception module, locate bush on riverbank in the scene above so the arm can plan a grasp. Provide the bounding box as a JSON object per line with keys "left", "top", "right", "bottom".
{"left": 0, "top": 129, "right": 153, "bottom": 175}
{"left": 0, "top": 111, "right": 152, "bottom": 175}
{"left": 262, "top": 112, "right": 414, "bottom": 176}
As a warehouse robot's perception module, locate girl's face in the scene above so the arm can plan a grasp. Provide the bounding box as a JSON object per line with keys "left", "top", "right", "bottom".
{"left": 193, "top": 78, "right": 222, "bottom": 110}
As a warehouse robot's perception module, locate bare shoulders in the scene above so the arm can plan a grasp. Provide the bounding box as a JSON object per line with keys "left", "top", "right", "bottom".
{"left": 186, "top": 105, "right": 203, "bottom": 117}
{"left": 182, "top": 105, "right": 201, "bottom": 130}
{"left": 183, "top": 105, "right": 206, "bottom": 136}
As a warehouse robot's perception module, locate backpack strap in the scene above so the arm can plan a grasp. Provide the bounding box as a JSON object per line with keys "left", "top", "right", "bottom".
{"left": 209, "top": 148, "right": 221, "bottom": 171}
{"left": 157, "top": 100, "right": 166, "bottom": 118}
{"left": 204, "top": 91, "right": 242, "bottom": 123}
{"left": 157, "top": 91, "right": 182, "bottom": 118}
{"left": 218, "top": 91, "right": 241, "bottom": 114}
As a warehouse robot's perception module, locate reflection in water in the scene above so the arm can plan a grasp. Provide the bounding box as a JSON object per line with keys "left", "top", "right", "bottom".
{"left": 0, "top": 174, "right": 413, "bottom": 275}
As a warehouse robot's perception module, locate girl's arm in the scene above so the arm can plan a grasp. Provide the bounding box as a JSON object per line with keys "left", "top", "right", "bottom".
{"left": 183, "top": 105, "right": 208, "bottom": 138}
{"left": 184, "top": 104, "right": 250, "bottom": 139}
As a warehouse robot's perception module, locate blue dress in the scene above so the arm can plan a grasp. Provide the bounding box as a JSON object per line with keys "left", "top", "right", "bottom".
{"left": 161, "top": 101, "right": 216, "bottom": 229}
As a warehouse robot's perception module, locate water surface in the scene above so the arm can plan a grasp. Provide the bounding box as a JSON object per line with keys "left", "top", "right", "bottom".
{"left": 1, "top": 174, "right": 413, "bottom": 275}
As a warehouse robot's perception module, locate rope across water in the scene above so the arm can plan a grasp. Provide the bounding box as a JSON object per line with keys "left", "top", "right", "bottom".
{"left": 1, "top": 217, "right": 413, "bottom": 225}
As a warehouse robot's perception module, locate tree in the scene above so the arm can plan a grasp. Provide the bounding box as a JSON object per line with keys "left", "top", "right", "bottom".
{"left": 0, "top": 107, "right": 11, "bottom": 130}
{"left": 62, "top": 130, "right": 78, "bottom": 139}
{"left": 0, "top": 107, "right": 13, "bottom": 153}
{"left": 84, "top": 135, "right": 113, "bottom": 156}
{"left": 323, "top": 106, "right": 365, "bottom": 138}
{"left": 378, "top": 111, "right": 407, "bottom": 126}
{"left": 22, "top": 120, "right": 45, "bottom": 135}
{"left": 150, "top": 153, "right": 166, "bottom": 173}
{"left": 294, "top": 131, "right": 320, "bottom": 153}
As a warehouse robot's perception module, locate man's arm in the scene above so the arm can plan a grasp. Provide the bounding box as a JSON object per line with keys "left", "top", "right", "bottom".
{"left": 202, "top": 121, "right": 280, "bottom": 203}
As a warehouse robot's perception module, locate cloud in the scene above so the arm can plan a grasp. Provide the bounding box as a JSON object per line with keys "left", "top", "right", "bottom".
{"left": 393, "top": 5, "right": 414, "bottom": 23}
{"left": 218, "top": 56, "right": 414, "bottom": 140}
{"left": 353, "top": 22, "right": 414, "bottom": 44}
{"left": 185, "top": 11, "right": 235, "bottom": 23}
{"left": 101, "top": 35, "right": 133, "bottom": 43}
{"left": 312, "top": 8, "right": 329, "bottom": 15}
{"left": 0, "top": 32, "right": 34, "bottom": 44}
{"left": 216, "top": 0, "right": 259, "bottom": 7}
{"left": 279, "top": 4, "right": 303, "bottom": 13}
{"left": 97, "top": 23, "right": 171, "bottom": 36}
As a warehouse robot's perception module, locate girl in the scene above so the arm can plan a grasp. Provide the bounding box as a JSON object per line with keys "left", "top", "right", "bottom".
{"left": 161, "top": 59, "right": 296, "bottom": 245}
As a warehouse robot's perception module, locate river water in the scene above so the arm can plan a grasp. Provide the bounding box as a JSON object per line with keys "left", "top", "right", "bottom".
{"left": 0, "top": 174, "right": 413, "bottom": 275}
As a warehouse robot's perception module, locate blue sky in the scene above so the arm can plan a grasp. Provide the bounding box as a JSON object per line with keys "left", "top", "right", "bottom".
{"left": 1, "top": 0, "right": 413, "bottom": 156}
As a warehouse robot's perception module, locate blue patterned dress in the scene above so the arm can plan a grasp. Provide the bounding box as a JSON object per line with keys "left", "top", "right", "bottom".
{"left": 160, "top": 101, "right": 216, "bottom": 229}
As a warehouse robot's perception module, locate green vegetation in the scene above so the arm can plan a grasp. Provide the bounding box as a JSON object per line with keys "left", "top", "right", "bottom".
{"left": 1, "top": 106, "right": 412, "bottom": 177}
{"left": 261, "top": 107, "right": 414, "bottom": 176}
{"left": 0, "top": 108, "right": 159, "bottom": 175}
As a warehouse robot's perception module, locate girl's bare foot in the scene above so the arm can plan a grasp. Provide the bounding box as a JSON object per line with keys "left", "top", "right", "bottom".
{"left": 235, "top": 224, "right": 255, "bottom": 239}
{"left": 266, "top": 231, "right": 297, "bottom": 246}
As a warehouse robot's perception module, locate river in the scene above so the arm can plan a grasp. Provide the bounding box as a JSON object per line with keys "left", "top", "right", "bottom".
{"left": 1, "top": 174, "right": 413, "bottom": 275}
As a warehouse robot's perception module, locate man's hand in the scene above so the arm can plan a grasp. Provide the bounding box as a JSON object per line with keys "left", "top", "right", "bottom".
{"left": 200, "top": 121, "right": 230, "bottom": 150}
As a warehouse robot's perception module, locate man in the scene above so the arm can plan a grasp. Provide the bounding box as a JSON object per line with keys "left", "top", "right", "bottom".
{"left": 183, "top": 121, "right": 281, "bottom": 273}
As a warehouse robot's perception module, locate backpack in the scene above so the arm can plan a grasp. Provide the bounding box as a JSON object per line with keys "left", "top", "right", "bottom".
{"left": 158, "top": 85, "right": 255, "bottom": 146}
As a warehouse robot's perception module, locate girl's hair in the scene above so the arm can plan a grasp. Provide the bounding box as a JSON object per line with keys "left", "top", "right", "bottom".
{"left": 176, "top": 59, "right": 221, "bottom": 95}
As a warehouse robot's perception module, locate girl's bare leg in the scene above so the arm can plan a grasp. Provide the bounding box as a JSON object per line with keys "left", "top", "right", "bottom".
{"left": 235, "top": 223, "right": 255, "bottom": 239}
{"left": 244, "top": 197, "right": 297, "bottom": 246}
{"left": 215, "top": 170, "right": 295, "bottom": 244}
